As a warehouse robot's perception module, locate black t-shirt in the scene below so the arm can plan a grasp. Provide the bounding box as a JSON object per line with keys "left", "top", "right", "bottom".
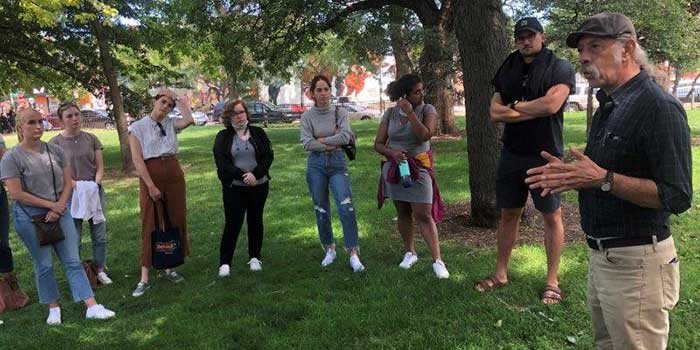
{"left": 493, "top": 49, "right": 575, "bottom": 156}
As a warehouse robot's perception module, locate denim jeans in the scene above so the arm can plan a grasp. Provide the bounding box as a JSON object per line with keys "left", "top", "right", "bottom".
{"left": 72, "top": 186, "right": 108, "bottom": 268}
{"left": 306, "top": 151, "right": 359, "bottom": 250}
{"left": 13, "top": 202, "right": 94, "bottom": 304}
{"left": 0, "top": 186, "right": 12, "bottom": 273}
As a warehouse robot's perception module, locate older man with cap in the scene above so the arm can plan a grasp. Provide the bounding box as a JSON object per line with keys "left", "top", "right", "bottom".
{"left": 526, "top": 13, "right": 691, "bottom": 350}
{"left": 476, "top": 17, "right": 575, "bottom": 305}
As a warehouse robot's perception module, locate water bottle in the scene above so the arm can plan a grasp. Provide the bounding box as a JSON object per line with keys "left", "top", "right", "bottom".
{"left": 398, "top": 160, "right": 412, "bottom": 188}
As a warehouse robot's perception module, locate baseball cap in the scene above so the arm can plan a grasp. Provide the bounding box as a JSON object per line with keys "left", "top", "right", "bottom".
{"left": 566, "top": 12, "right": 636, "bottom": 48}
{"left": 514, "top": 17, "right": 544, "bottom": 37}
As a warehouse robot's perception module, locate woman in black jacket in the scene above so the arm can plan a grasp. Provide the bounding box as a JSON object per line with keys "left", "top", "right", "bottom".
{"left": 213, "top": 100, "right": 273, "bottom": 276}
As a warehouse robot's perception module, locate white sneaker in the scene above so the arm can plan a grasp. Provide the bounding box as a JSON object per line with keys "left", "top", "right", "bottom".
{"left": 349, "top": 255, "right": 365, "bottom": 272}
{"left": 398, "top": 252, "right": 419, "bottom": 269}
{"left": 321, "top": 248, "right": 337, "bottom": 267}
{"left": 432, "top": 260, "right": 450, "bottom": 279}
{"left": 248, "top": 258, "right": 262, "bottom": 271}
{"left": 218, "top": 264, "right": 230, "bottom": 277}
{"left": 85, "top": 304, "right": 116, "bottom": 320}
{"left": 46, "top": 307, "right": 61, "bottom": 325}
{"left": 96, "top": 272, "right": 113, "bottom": 285}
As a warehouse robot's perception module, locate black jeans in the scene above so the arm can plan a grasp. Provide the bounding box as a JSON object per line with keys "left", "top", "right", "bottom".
{"left": 0, "top": 186, "right": 13, "bottom": 273}
{"left": 219, "top": 182, "right": 269, "bottom": 265}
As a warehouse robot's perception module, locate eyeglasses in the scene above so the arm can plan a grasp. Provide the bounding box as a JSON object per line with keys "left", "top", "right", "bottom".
{"left": 156, "top": 122, "right": 166, "bottom": 137}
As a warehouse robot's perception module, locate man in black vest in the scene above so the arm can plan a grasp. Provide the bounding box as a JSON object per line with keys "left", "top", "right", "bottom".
{"left": 526, "top": 13, "right": 690, "bottom": 349}
{"left": 476, "top": 17, "right": 575, "bottom": 305}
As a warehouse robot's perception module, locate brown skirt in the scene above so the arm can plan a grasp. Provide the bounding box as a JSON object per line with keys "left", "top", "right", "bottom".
{"left": 139, "top": 156, "right": 190, "bottom": 267}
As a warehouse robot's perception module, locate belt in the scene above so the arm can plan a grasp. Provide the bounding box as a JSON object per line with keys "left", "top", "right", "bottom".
{"left": 146, "top": 155, "right": 177, "bottom": 161}
{"left": 586, "top": 231, "right": 671, "bottom": 250}
{"left": 312, "top": 149, "right": 342, "bottom": 155}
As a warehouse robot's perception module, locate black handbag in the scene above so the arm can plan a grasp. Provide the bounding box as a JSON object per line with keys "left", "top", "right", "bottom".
{"left": 335, "top": 106, "right": 356, "bottom": 161}
{"left": 151, "top": 199, "right": 184, "bottom": 270}
{"left": 19, "top": 143, "right": 64, "bottom": 246}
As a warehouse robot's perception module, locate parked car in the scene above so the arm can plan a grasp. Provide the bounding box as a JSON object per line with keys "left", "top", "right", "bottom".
{"left": 337, "top": 104, "right": 379, "bottom": 120}
{"left": 168, "top": 108, "right": 208, "bottom": 126}
{"left": 46, "top": 112, "right": 61, "bottom": 130}
{"left": 673, "top": 81, "right": 700, "bottom": 102}
{"left": 191, "top": 111, "right": 208, "bottom": 126}
{"left": 331, "top": 96, "right": 351, "bottom": 105}
{"left": 276, "top": 103, "right": 305, "bottom": 122}
{"left": 81, "top": 109, "right": 115, "bottom": 129}
{"left": 565, "top": 83, "right": 599, "bottom": 112}
{"left": 245, "top": 100, "right": 291, "bottom": 125}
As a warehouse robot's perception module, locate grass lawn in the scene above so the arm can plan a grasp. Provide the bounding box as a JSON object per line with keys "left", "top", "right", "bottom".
{"left": 1, "top": 110, "right": 699, "bottom": 349}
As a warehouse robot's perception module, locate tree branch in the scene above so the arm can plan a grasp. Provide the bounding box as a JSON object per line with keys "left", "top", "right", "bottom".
{"left": 320, "top": 0, "right": 438, "bottom": 31}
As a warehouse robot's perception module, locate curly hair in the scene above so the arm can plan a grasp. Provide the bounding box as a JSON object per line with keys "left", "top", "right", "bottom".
{"left": 385, "top": 73, "right": 422, "bottom": 102}
{"left": 221, "top": 99, "right": 249, "bottom": 128}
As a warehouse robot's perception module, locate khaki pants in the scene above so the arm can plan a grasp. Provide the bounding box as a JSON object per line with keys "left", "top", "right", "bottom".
{"left": 588, "top": 236, "right": 680, "bottom": 350}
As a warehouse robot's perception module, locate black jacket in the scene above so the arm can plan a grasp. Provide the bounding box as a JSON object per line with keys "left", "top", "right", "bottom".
{"left": 213, "top": 125, "right": 274, "bottom": 187}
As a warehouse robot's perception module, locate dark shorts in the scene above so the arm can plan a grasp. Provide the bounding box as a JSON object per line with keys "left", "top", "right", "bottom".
{"left": 496, "top": 149, "right": 561, "bottom": 213}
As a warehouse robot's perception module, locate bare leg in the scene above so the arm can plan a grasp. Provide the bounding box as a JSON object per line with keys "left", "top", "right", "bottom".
{"left": 410, "top": 203, "right": 441, "bottom": 261}
{"left": 542, "top": 208, "right": 564, "bottom": 300}
{"left": 83, "top": 297, "right": 97, "bottom": 308}
{"left": 393, "top": 201, "right": 415, "bottom": 253}
{"left": 494, "top": 207, "right": 524, "bottom": 283}
{"left": 140, "top": 266, "right": 149, "bottom": 283}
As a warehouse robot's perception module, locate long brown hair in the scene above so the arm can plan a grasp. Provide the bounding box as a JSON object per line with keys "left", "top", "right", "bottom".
{"left": 221, "top": 100, "right": 249, "bottom": 128}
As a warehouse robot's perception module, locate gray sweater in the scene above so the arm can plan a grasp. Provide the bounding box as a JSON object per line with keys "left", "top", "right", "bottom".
{"left": 300, "top": 106, "right": 353, "bottom": 152}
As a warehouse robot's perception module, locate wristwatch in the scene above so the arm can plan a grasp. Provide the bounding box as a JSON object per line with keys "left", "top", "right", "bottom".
{"left": 600, "top": 170, "right": 614, "bottom": 192}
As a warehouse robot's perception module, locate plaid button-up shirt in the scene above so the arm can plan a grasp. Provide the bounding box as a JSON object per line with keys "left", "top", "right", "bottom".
{"left": 579, "top": 70, "right": 692, "bottom": 238}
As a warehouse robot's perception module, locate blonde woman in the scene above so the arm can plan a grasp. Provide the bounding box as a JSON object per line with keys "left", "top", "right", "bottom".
{"left": 0, "top": 108, "right": 115, "bottom": 324}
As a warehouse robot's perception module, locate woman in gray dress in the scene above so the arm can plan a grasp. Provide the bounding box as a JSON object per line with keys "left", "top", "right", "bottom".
{"left": 374, "top": 74, "right": 449, "bottom": 279}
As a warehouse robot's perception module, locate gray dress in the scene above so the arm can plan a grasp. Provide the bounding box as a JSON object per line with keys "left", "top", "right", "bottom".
{"left": 381, "top": 103, "right": 436, "bottom": 204}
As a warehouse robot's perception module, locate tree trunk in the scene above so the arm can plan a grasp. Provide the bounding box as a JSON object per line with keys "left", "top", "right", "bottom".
{"left": 586, "top": 85, "right": 594, "bottom": 136}
{"left": 90, "top": 18, "right": 133, "bottom": 172}
{"left": 388, "top": 22, "right": 413, "bottom": 77}
{"left": 686, "top": 72, "right": 700, "bottom": 109}
{"left": 226, "top": 74, "right": 239, "bottom": 100}
{"left": 419, "top": 25, "right": 457, "bottom": 136}
{"left": 671, "top": 66, "right": 681, "bottom": 96}
{"left": 454, "top": 0, "right": 509, "bottom": 228}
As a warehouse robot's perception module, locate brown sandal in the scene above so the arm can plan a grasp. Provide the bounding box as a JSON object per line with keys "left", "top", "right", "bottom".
{"left": 475, "top": 276, "right": 508, "bottom": 292}
{"left": 541, "top": 285, "right": 563, "bottom": 304}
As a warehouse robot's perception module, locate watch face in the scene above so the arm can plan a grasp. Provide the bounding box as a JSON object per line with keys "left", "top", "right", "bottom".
{"left": 601, "top": 182, "right": 612, "bottom": 192}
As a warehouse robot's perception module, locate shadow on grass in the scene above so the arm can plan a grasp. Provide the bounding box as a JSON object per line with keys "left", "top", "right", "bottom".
{"left": 3, "top": 115, "right": 700, "bottom": 350}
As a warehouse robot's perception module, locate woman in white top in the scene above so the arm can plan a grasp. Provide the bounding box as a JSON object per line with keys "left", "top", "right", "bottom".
{"left": 128, "top": 89, "right": 194, "bottom": 297}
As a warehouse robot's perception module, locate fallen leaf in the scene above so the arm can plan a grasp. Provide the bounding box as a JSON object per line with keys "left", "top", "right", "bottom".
{"left": 566, "top": 336, "right": 577, "bottom": 345}
{"left": 494, "top": 319, "right": 503, "bottom": 327}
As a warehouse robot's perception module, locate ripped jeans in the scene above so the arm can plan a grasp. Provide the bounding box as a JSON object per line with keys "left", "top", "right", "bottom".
{"left": 306, "top": 151, "right": 359, "bottom": 251}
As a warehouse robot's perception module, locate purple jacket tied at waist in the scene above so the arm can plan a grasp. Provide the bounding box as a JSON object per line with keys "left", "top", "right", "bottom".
{"left": 377, "top": 150, "right": 446, "bottom": 224}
